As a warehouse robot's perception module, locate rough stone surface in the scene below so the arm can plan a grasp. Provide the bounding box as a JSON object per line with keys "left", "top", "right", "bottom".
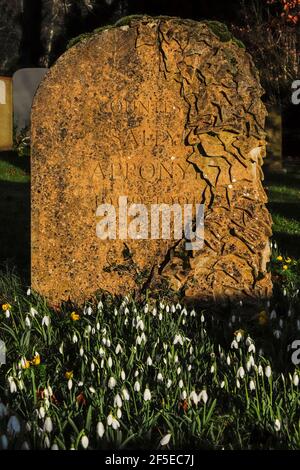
{"left": 31, "top": 16, "right": 272, "bottom": 305}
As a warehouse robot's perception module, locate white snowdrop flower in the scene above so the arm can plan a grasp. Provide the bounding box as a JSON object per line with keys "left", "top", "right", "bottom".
{"left": 210, "top": 365, "right": 215, "bottom": 374}
{"left": 108, "top": 377, "right": 116, "bottom": 389}
{"left": 174, "top": 355, "right": 179, "bottom": 363}
{"left": 43, "top": 416, "right": 53, "bottom": 433}
{"left": 99, "top": 347, "right": 105, "bottom": 357}
{"left": 112, "top": 416, "right": 120, "bottom": 429}
{"left": 87, "top": 306, "right": 92, "bottom": 316}
{"left": 176, "top": 302, "right": 181, "bottom": 310}
{"left": 157, "top": 372, "right": 163, "bottom": 382}
{"left": 188, "top": 364, "right": 192, "bottom": 371}
{"left": 7, "top": 416, "right": 21, "bottom": 435}
{"left": 236, "top": 332, "right": 242, "bottom": 343}
{"left": 143, "top": 388, "right": 151, "bottom": 401}
{"left": 68, "top": 379, "right": 73, "bottom": 390}
{"left": 30, "top": 307, "right": 38, "bottom": 317}
{"left": 246, "top": 356, "right": 255, "bottom": 371}
{"left": 248, "top": 343, "right": 256, "bottom": 354}
{"left": 117, "top": 407, "right": 122, "bottom": 418}
{"left": 177, "top": 367, "right": 181, "bottom": 375}
{"left": 140, "top": 332, "right": 147, "bottom": 343}
{"left": 226, "top": 355, "right": 231, "bottom": 366}
{"left": 220, "top": 381, "right": 225, "bottom": 389}
{"left": 152, "top": 307, "right": 157, "bottom": 316}
{"left": 87, "top": 325, "right": 92, "bottom": 334}
{"left": 4, "top": 309, "right": 10, "bottom": 318}
{"left": 137, "top": 319, "right": 144, "bottom": 331}
{"left": 121, "top": 370, "right": 126, "bottom": 381}
{"left": 166, "top": 305, "right": 170, "bottom": 313}
{"left": 167, "top": 379, "right": 172, "bottom": 388}
{"left": 26, "top": 288, "right": 31, "bottom": 296}
{"left": 134, "top": 370, "right": 139, "bottom": 377}
{"left": 265, "top": 365, "right": 272, "bottom": 378}
{"left": 199, "top": 390, "right": 208, "bottom": 404}
{"left": 182, "top": 318, "right": 186, "bottom": 325}
{"left": 8, "top": 377, "right": 17, "bottom": 394}
{"left": 270, "top": 309, "right": 277, "bottom": 320}
{"left": 96, "top": 322, "right": 101, "bottom": 330}
{"left": 25, "top": 316, "right": 31, "bottom": 328}
{"left": 293, "top": 373, "right": 299, "bottom": 387}
{"left": 81, "top": 435, "right": 89, "bottom": 449}
{"left": 190, "top": 309, "right": 196, "bottom": 317}
{"left": 245, "top": 337, "right": 253, "bottom": 347}
{"left": 59, "top": 343, "right": 64, "bottom": 354}
{"left": 181, "top": 390, "right": 187, "bottom": 400}
{"left": 134, "top": 381, "right": 140, "bottom": 392}
{"left": 279, "top": 319, "right": 283, "bottom": 328}
{"left": 236, "top": 379, "right": 241, "bottom": 389}
{"left": 283, "top": 288, "right": 287, "bottom": 297}
{"left": 122, "top": 388, "right": 130, "bottom": 401}
{"left": 173, "top": 334, "right": 184, "bottom": 346}
{"left": 160, "top": 302, "right": 165, "bottom": 310}
{"left": 97, "top": 422, "right": 105, "bottom": 438}
{"left": 231, "top": 315, "right": 236, "bottom": 324}
{"left": 146, "top": 356, "right": 153, "bottom": 366}
{"left": 124, "top": 307, "right": 130, "bottom": 315}
{"left": 144, "top": 304, "right": 149, "bottom": 314}
{"left": 189, "top": 345, "right": 194, "bottom": 355}
{"left": 178, "top": 379, "right": 184, "bottom": 389}
{"left": 22, "top": 441, "right": 30, "bottom": 450}
{"left": 38, "top": 406, "right": 45, "bottom": 419}
{"left": 0, "top": 435, "right": 8, "bottom": 449}
{"left": 189, "top": 391, "right": 199, "bottom": 405}
{"left": 249, "top": 380, "right": 256, "bottom": 391}
{"left": 231, "top": 339, "right": 239, "bottom": 349}
{"left": 51, "top": 444, "right": 59, "bottom": 450}
{"left": 89, "top": 387, "right": 96, "bottom": 394}
{"left": 91, "top": 327, "right": 96, "bottom": 335}
{"left": 171, "top": 305, "right": 176, "bottom": 313}
{"left": 114, "top": 394, "right": 122, "bottom": 408}
{"left": 115, "top": 344, "right": 122, "bottom": 355}
{"left": 182, "top": 308, "right": 187, "bottom": 316}
{"left": 258, "top": 365, "right": 263, "bottom": 376}
{"left": 102, "top": 337, "right": 107, "bottom": 345}
{"left": 274, "top": 419, "right": 281, "bottom": 432}
{"left": 136, "top": 335, "right": 142, "bottom": 345}
{"left": 42, "top": 315, "right": 50, "bottom": 327}
{"left": 101, "top": 359, "right": 104, "bottom": 368}
{"left": 72, "top": 333, "right": 78, "bottom": 344}
{"left": 159, "top": 313, "right": 163, "bottom": 321}
{"left": 273, "top": 330, "right": 281, "bottom": 339}
{"left": 108, "top": 356, "right": 113, "bottom": 368}
{"left": 78, "top": 381, "right": 84, "bottom": 387}
{"left": 237, "top": 367, "right": 245, "bottom": 379}
{"left": 0, "top": 403, "right": 8, "bottom": 418}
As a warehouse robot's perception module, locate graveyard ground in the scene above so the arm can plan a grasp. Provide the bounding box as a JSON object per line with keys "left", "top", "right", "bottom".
{"left": 0, "top": 152, "right": 300, "bottom": 450}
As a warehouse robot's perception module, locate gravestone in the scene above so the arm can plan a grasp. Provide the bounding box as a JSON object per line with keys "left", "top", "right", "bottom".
{"left": 31, "top": 16, "right": 272, "bottom": 305}
{"left": 13, "top": 68, "right": 48, "bottom": 133}
{"left": 0, "top": 76, "right": 13, "bottom": 150}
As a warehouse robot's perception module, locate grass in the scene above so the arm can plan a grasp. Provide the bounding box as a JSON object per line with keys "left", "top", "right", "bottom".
{"left": 0, "top": 152, "right": 300, "bottom": 449}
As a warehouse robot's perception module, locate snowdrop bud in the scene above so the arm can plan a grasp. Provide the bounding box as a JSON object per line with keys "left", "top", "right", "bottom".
{"left": 121, "top": 370, "right": 126, "bottom": 381}
{"left": 293, "top": 373, "right": 299, "bottom": 387}
{"left": 7, "top": 416, "right": 21, "bottom": 435}
{"left": 102, "top": 337, "right": 107, "bottom": 345}
{"left": 177, "top": 367, "right": 181, "bottom": 375}
{"left": 72, "top": 334, "right": 78, "bottom": 344}
{"left": 236, "top": 379, "right": 241, "bottom": 389}
{"left": 99, "top": 347, "right": 105, "bottom": 357}
{"left": 146, "top": 356, "right": 152, "bottom": 366}
{"left": 115, "top": 344, "right": 122, "bottom": 355}
{"left": 97, "top": 422, "right": 105, "bottom": 438}
{"left": 249, "top": 380, "right": 256, "bottom": 391}
{"left": 171, "top": 305, "right": 176, "bottom": 313}
{"left": 59, "top": 343, "right": 64, "bottom": 354}
{"left": 134, "top": 370, "right": 139, "bottom": 377}
{"left": 157, "top": 373, "right": 163, "bottom": 382}
{"left": 279, "top": 319, "right": 283, "bottom": 328}
{"left": 114, "top": 394, "right": 122, "bottom": 408}
{"left": 258, "top": 365, "right": 263, "bottom": 376}
{"left": 44, "top": 417, "right": 53, "bottom": 433}
{"left": 283, "top": 288, "right": 287, "bottom": 297}
{"left": 166, "top": 305, "right": 170, "bottom": 313}
{"left": 274, "top": 419, "right": 281, "bottom": 432}
{"left": 108, "top": 377, "right": 116, "bottom": 389}
{"left": 143, "top": 388, "right": 151, "bottom": 401}
{"left": 265, "top": 365, "right": 272, "bottom": 378}
{"left": 167, "top": 379, "right": 172, "bottom": 388}
{"left": 152, "top": 307, "right": 157, "bottom": 316}
{"left": 89, "top": 386, "right": 96, "bottom": 394}
{"left": 134, "top": 381, "right": 140, "bottom": 392}
{"left": 178, "top": 379, "right": 184, "bottom": 389}
{"left": 220, "top": 381, "right": 225, "bottom": 389}
{"left": 188, "top": 364, "right": 192, "bottom": 371}
{"left": 210, "top": 365, "right": 215, "bottom": 374}
{"left": 79, "top": 347, "right": 84, "bottom": 357}
{"left": 87, "top": 306, "right": 92, "bottom": 316}
{"left": 182, "top": 318, "right": 186, "bottom": 325}
{"left": 226, "top": 355, "right": 231, "bottom": 366}
{"left": 81, "top": 435, "right": 89, "bottom": 449}
{"left": 144, "top": 304, "right": 149, "bottom": 314}
{"left": 26, "top": 288, "right": 31, "bottom": 296}
{"left": 101, "top": 359, "right": 104, "bottom": 368}
{"left": 97, "top": 300, "right": 103, "bottom": 310}
{"left": 237, "top": 367, "right": 245, "bottom": 379}
{"left": 159, "top": 313, "right": 163, "bottom": 321}
{"left": 25, "top": 316, "right": 31, "bottom": 328}
{"left": 108, "top": 356, "right": 113, "bottom": 368}
{"left": 68, "top": 379, "right": 73, "bottom": 390}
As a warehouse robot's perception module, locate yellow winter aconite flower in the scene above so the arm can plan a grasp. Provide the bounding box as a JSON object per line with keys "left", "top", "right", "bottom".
{"left": 276, "top": 256, "right": 283, "bottom": 261}
{"left": 283, "top": 265, "right": 288, "bottom": 271}
{"left": 31, "top": 353, "right": 41, "bottom": 366}
{"left": 65, "top": 370, "right": 73, "bottom": 380}
{"left": 285, "top": 257, "right": 292, "bottom": 264}
{"left": 234, "top": 329, "right": 245, "bottom": 338}
{"left": 22, "top": 360, "right": 30, "bottom": 369}
{"left": 258, "top": 310, "right": 268, "bottom": 326}
{"left": 2, "top": 303, "right": 11, "bottom": 311}
{"left": 70, "top": 312, "right": 80, "bottom": 321}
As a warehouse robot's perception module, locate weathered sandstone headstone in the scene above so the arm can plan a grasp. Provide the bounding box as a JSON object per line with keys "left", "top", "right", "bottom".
{"left": 0, "top": 77, "right": 13, "bottom": 150}
{"left": 31, "top": 16, "right": 272, "bottom": 305}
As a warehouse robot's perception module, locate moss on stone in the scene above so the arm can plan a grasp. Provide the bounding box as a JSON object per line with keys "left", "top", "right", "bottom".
{"left": 203, "top": 20, "right": 245, "bottom": 49}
